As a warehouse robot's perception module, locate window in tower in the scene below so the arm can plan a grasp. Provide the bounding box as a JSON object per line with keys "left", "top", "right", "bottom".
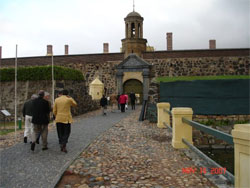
{"left": 131, "top": 23, "right": 135, "bottom": 38}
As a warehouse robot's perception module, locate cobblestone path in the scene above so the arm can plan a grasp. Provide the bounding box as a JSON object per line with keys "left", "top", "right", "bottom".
{"left": 56, "top": 109, "right": 218, "bottom": 188}
{"left": 0, "top": 109, "right": 132, "bottom": 188}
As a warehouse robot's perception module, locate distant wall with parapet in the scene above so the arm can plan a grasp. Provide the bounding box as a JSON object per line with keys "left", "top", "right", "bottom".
{"left": 1, "top": 49, "right": 249, "bottom": 95}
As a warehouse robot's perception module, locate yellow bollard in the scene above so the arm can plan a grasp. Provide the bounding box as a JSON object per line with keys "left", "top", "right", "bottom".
{"left": 172, "top": 107, "right": 193, "bottom": 149}
{"left": 232, "top": 124, "right": 250, "bottom": 188}
{"left": 157, "top": 103, "right": 170, "bottom": 128}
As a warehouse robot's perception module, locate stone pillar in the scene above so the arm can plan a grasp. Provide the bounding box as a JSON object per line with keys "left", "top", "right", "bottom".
{"left": 142, "top": 69, "right": 150, "bottom": 100}
{"left": 172, "top": 108, "right": 193, "bottom": 148}
{"left": 140, "top": 23, "right": 143, "bottom": 38}
{"left": 167, "top": 32, "right": 173, "bottom": 51}
{"left": 135, "top": 22, "right": 139, "bottom": 38}
{"left": 128, "top": 22, "right": 131, "bottom": 38}
{"left": 157, "top": 102, "right": 170, "bottom": 128}
{"left": 232, "top": 124, "right": 250, "bottom": 188}
{"left": 116, "top": 71, "right": 123, "bottom": 94}
{"left": 209, "top": 40, "right": 216, "bottom": 49}
{"left": 65, "top": 45, "right": 69, "bottom": 55}
{"left": 47, "top": 45, "right": 53, "bottom": 56}
{"left": 103, "top": 43, "right": 109, "bottom": 53}
{"left": 126, "top": 23, "right": 128, "bottom": 38}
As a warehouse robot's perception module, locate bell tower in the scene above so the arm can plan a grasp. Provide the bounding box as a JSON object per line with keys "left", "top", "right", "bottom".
{"left": 121, "top": 10, "right": 147, "bottom": 58}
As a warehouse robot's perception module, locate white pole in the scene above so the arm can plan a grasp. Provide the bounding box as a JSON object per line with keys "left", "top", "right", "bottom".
{"left": 52, "top": 53, "right": 54, "bottom": 105}
{"left": 14, "top": 45, "right": 18, "bottom": 142}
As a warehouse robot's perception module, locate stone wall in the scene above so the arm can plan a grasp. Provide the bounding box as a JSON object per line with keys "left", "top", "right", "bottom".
{"left": 146, "top": 56, "right": 249, "bottom": 77}
{"left": 0, "top": 80, "right": 99, "bottom": 121}
{"left": 1, "top": 49, "right": 249, "bottom": 96}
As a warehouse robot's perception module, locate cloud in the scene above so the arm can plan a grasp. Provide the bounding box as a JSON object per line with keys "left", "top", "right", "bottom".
{"left": 0, "top": 0, "right": 249, "bottom": 58}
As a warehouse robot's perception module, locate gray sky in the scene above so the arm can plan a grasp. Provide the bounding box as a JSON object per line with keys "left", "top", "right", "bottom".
{"left": 0, "top": 0, "right": 249, "bottom": 58}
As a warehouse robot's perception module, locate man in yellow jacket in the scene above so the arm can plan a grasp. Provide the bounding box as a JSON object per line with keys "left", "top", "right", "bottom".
{"left": 53, "top": 89, "right": 77, "bottom": 153}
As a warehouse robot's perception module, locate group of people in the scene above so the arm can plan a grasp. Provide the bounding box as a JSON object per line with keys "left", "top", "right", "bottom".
{"left": 100, "top": 92, "right": 137, "bottom": 115}
{"left": 22, "top": 89, "right": 77, "bottom": 153}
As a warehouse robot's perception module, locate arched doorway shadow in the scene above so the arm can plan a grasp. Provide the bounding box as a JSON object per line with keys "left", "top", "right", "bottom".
{"left": 123, "top": 79, "right": 143, "bottom": 104}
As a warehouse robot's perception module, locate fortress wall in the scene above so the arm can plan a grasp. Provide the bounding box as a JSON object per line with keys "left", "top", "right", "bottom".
{"left": 0, "top": 80, "right": 99, "bottom": 121}
{"left": 1, "top": 49, "right": 249, "bottom": 96}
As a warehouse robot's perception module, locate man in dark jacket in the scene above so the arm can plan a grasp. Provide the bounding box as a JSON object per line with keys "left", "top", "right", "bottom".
{"left": 22, "top": 94, "right": 37, "bottom": 143}
{"left": 31, "top": 90, "right": 51, "bottom": 151}
{"left": 129, "top": 92, "right": 136, "bottom": 110}
{"left": 100, "top": 95, "right": 108, "bottom": 115}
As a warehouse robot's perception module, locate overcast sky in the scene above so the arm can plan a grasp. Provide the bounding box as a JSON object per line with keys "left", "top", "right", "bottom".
{"left": 0, "top": 0, "right": 249, "bottom": 58}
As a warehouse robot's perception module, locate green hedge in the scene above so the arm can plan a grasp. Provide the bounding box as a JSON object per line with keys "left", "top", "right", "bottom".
{"left": 0, "top": 66, "right": 84, "bottom": 81}
{"left": 157, "top": 75, "right": 250, "bottom": 82}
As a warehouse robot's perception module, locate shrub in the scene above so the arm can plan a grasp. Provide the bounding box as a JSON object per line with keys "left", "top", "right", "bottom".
{"left": 0, "top": 66, "right": 84, "bottom": 81}
{"left": 157, "top": 75, "right": 250, "bottom": 82}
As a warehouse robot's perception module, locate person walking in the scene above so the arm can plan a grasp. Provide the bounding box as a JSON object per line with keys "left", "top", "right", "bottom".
{"left": 31, "top": 90, "right": 51, "bottom": 151}
{"left": 100, "top": 95, "right": 108, "bottom": 115}
{"left": 110, "top": 93, "right": 117, "bottom": 112}
{"left": 36, "top": 92, "right": 52, "bottom": 144}
{"left": 119, "top": 93, "right": 127, "bottom": 112}
{"left": 116, "top": 94, "right": 120, "bottom": 110}
{"left": 125, "top": 94, "right": 129, "bottom": 110}
{"left": 53, "top": 89, "right": 77, "bottom": 153}
{"left": 129, "top": 92, "right": 136, "bottom": 110}
{"left": 22, "top": 94, "right": 37, "bottom": 143}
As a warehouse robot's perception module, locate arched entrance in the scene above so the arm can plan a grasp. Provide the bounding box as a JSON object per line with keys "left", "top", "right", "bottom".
{"left": 123, "top": 79, "right": 143, "bottom": 104}
{"left": 116, "top": 54, "right": 151, "bottom": 102}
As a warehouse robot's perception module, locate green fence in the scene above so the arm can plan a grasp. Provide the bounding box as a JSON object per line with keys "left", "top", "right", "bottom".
{"left": 160, "top": 79, "right": 250, "bottom": 115}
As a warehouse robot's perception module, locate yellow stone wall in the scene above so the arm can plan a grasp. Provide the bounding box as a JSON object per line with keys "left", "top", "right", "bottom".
{"left": 89, "top": 78, "right": 104, "bottom": 100}
{"left": 232, "top": 124, "right": 250, "bottom": 188}
{"left": 157, "top": 102, "right": 170, "bottom": 128}
{"left": 89, "top": 85, "right": 103, "bottom": 100}
{"left": 123, "top": 72, "right": 143, "bottom": 83}
{"left": 172, "top": 107, "right": 193, "bottom": 149}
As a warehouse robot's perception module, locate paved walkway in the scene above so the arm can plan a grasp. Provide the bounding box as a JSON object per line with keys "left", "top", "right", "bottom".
{"left": 57, "top": 109, "right": 231, "bottom": 188}
{"left": 0, "top": 109, "right": 132, "bottom": 188}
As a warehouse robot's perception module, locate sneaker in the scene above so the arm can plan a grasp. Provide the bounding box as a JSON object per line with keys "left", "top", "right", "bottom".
{"left": 62, "top": 147, "right": 67, "bottom": 153}
{"left": 24, "top": 137, "right": 27, "bottom": 143}
{"left": 42, "top": 147, "right": 48, "bottom": 151}
{"left": 61, "top": 144, "right": 67, "bottom": 153}
{"left": 31, "top": 143, "right": 35, "bottom": 151}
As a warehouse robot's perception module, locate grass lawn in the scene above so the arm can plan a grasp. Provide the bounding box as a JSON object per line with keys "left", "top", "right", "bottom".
{"left": 0, "top": 129, "right": 20, "bottom": 135}
{"left": 0, "top": 121, "right": 24, "bottom": 135}
{"left": 156, "top": 75, "right": 250, "bottom": 82}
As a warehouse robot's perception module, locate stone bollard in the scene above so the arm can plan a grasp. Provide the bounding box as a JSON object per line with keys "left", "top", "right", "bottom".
{"left": 232, "top": 124, "right": 250, "bottom": 188}
{"left": 157, "top": 102, "right": 170, "bottom": 128}
{"left": 172, "top": 107, "right": 193, "bottom": 148}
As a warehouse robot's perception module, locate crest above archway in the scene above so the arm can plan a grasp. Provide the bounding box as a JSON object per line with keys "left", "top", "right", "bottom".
{"left": 116, "top": 54, "right": 151, "bottom": 100}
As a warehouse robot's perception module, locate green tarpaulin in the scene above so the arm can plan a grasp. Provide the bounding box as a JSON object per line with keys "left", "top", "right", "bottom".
{"left": 160, "top": 79, "right": 250, "bottom": 115}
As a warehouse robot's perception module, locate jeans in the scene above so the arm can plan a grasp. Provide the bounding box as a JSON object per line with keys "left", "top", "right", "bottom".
{"left": 33, "top": 124, "right": 48, "bottom": 148}
{"left": 56, "top": 123, "right": 71, "bottom": 145}
{"left": 24, "top": 115, "right": 34, "bottom": 141}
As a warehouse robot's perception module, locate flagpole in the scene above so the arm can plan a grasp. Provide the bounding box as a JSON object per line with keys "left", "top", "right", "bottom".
{"left": 52, "top": 51, "right": 54, "bottom": 105}
{"left": 14, "top": 45, "right": 18, "bottom": 142}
